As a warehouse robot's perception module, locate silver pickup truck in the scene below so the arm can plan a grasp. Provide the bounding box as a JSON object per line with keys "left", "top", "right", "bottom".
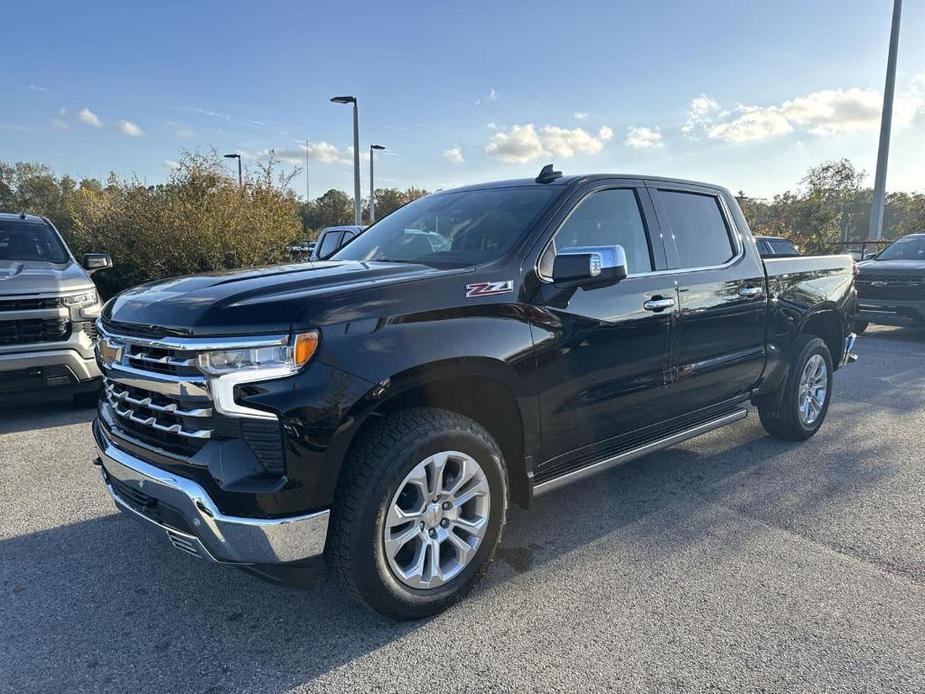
{"left": 0, "top": 212, "right": 111, "bottom": 401}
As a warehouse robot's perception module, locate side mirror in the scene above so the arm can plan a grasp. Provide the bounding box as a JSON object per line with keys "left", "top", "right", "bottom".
{"left": 552, "top": 245, "right": 628, "bottom": 288}
{"left": 82, "top": 253, "right": 112, "bottom": 274}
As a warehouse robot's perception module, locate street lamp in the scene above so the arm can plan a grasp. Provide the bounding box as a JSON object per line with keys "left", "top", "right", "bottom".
{"left": 330, "top": 95, "right": 361, "bottom": 225}
{"left": 223, "top": 153, "right": 242, "bottom": 187}
{"left": 369, "top": 144, "right": 385, "bottom": 223}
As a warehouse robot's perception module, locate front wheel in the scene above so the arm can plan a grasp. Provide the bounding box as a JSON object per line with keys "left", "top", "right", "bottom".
{"left": 327, "top": 407, "right": 508, "bottom": 620}
{"left": 758, "top": 335, "right": 834, "bottom": 440}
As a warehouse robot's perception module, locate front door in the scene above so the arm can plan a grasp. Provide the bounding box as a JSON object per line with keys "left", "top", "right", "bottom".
{"left": 530, "top": 183, "right": 678, "bottom": 479}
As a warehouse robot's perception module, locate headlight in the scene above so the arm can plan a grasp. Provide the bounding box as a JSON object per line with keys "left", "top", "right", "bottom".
{"left": 60, "top": 289, "right": 99, "bottom": 308}
{"left": 197, "top": 331, "right": 319, "bottom": 376}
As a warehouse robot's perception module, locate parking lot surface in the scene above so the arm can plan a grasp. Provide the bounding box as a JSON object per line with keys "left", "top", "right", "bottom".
{"left": 1, "top": 325, "right": 924, "bottom": 693}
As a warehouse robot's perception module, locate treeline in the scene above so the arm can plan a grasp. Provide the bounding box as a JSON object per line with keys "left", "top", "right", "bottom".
{"left": 2, "top": 154, "right": 922, "bottom": 298}
{"left": 300, "top": 186, "right": 429, "bottom": 231}
{"left": 0, "top": 152, "right": 428, "bottom": 297}
{"left": 736, "top": 159, "right": 924, "bottom": 254}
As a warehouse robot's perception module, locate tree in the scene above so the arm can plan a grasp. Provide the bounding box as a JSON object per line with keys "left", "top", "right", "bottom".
{"left": 300, "top": 189, "right": 353, "bottom": 234}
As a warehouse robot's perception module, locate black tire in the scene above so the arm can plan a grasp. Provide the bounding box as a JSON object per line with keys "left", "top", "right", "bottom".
{"left": 326, "top": 407, "right": 508, "bottom": 620}
{"left": 853, "top": 319, "right": 869, "bottom": 335}
{"left": 758, "top": 335, "right": 834, "bottom": 441}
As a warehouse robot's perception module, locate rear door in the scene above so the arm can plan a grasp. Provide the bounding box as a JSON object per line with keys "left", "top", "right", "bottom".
{"left": 531, "top": 181, "right": 678, "bottom": 476}
{"left": 649, "top": 183, "right": 766, "bottom": 412}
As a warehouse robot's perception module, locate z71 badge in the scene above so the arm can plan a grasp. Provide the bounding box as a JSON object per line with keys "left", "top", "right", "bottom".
{"left": 465, "top": 280, "right": 514, "bottom": 298}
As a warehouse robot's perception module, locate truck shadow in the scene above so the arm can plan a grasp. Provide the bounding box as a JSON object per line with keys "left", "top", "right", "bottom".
{"left": 1, "top": 346, "right": 918, "bottom": 691}
{"left": 0, "top": 392, "right": 97, "bottom": 436}
{"left": 0, "top": 407, "right": 901, "bottom": 693}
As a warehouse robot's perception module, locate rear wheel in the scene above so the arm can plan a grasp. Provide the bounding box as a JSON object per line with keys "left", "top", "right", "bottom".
{"left": 327, "top": 407, "right": 508, "bottom": 620}
{"left": 758, "top": 335, "right": 833, "bottom": 441}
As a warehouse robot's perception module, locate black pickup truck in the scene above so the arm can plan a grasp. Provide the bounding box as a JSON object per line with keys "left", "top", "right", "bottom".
{"left": 854, "top": 233, "right": 925, "bottom": 332}
{"left": 93, "top": 168, "right": 857, "bottom": 619}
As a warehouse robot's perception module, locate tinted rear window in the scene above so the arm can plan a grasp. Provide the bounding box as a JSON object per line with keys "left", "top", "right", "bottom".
{"left": 659, "top": 191, "right": 735, "bottom": 268}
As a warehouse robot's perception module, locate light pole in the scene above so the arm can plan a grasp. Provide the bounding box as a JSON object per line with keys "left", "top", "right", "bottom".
{"left": 223, "top": 153, "right": 242, "bottom": 186}
{"left": 330, "top": 96, "right": 361, "bottom": 225}
{"left": 304, "top": 139, "right": 310, "bottom": 202}
{"left": 369, "top": 144, "right": 385, "bottom": 223}
{"left": 868, "top": 0, "right": 903, "bottom": 241}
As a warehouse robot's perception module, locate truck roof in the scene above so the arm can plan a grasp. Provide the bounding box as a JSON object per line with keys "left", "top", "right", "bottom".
{"left": 443, "top": 173, "right": 729, "bottom": 195}
{"left": 0, "top": 212, "right": 48, "bottom": 224}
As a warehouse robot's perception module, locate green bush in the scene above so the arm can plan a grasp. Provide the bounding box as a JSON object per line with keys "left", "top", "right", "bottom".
{"left": 2, "top": 152, "right": 303, "bottom": 298}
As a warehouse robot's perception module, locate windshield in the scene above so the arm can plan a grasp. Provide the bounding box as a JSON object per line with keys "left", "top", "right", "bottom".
{"left": 0, "top": 220, "right": 70, "bottom": 263}
{"left": 332, "top": 186, "right": 558, "bottom": 266}
{"left": 876, "top": 236, "right": 925, "bottom": 261}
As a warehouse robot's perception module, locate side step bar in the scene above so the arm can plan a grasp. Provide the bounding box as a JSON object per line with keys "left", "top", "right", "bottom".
{"left": 533, "top": 408, "right": 748, "bottom": 497}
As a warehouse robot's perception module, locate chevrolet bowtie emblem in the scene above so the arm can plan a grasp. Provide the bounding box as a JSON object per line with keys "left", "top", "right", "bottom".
{"left": 98, "top": 339, "right": 123, "bottom": 366}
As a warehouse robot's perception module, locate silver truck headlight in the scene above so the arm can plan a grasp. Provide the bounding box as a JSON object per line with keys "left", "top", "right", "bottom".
{"left": 197, "top": 331, "right": 319, "bottom": 376}
{"left": 198, "top": 331, "right": 320, "bottom": 420}
{"left": 60, "top": 289, "right": 99, "bottom": 307}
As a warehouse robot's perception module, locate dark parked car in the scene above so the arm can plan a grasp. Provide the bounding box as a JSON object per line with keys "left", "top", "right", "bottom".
{"left": 854, "top": 233, "right": 925, "bottom": 332}
{"left": 310, "top": 225, "right": 365, "bottom": 260}
{"left": 92, "top": 169, "right": 857, "bottom": 619}
{"left": 755, "top": 235, "right": 800, "bottom": 258}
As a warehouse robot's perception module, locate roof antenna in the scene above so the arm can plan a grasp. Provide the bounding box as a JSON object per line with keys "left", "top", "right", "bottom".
{"left": 535, "top": 163, "right": 562, "bottom": 184}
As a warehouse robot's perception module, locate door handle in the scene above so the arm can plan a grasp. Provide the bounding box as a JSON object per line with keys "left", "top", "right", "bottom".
{"left": 739, "top": 286, "right": 763, "bottom": 298}
{"left": 643, "top": 297, "right": 676, "bottom": 312}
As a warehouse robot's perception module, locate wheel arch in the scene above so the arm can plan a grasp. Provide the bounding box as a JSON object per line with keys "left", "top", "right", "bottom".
{"left": 333, "top": 358, "right": 536, "bottom": 509}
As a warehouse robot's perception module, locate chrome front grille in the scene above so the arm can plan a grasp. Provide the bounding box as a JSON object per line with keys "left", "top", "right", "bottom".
{"left": 125, "top": 343, "right": 199, "bottom": 376}
{"left": 97, "top": 324, "right": 287, "bottom": 473}
{"left": 105, "top": 382, "right": 213, "bottom": 440}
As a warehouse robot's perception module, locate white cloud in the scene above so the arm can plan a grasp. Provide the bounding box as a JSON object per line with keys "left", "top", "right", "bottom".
{"left": 77, "top": 107, "right": 102, "bottom": 128}
{"left": 708, "top": 107, "right": 793, "bottom": 143}
{"left": 117, "top": 119, "right": 144, "bottom": 137}
{"left": 624, "top": 126, "right": 663, "bottom": 149}
{"left": 682, "top": 94, "right": 722, "bottom": 139}
{"left": 485, "top": 124, "right": 544, "bottom": 162}
{"left": 50, "top": 118, "right": 69, "bottom": 131}
{"left": 28, "top": 85, "right": 48, "bottom": 92}
{"left": 574, "top": 111, "right": 589, "bottom": 120}
{"left": 163, "top": 159, "right": 181, "bottom": 170}
{"left": 695, "top": 80, "right": 925, "bottom": 144}
{"left": 443, "top": 146, "right": 465, "bottom": 164}
{"left": 485, "top": 123, "right": 614, "bottom": 162}
{"left": 251, "top": 141, "right": 351, "bottom": 167}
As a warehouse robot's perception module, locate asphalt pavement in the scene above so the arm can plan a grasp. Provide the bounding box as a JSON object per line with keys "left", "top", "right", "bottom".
{"left": 1, "top": 325, "right": 923, "bottom": 693}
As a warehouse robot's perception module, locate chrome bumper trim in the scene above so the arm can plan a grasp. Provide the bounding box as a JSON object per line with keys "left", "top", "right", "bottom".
{"left": 94, "top": 423, "right": 329, "bottom": 564}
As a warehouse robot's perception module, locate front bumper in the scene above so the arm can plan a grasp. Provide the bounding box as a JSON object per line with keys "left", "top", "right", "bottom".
{"left": 94, "top": 423, "right": 330, "bottom": 564}
{"left": 857, "top": 298, "right": 925, "bottom": 326}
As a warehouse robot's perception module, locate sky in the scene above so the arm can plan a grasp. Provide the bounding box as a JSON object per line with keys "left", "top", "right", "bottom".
{"left": 2, "top": 0, "right": 923, "bottom": 200}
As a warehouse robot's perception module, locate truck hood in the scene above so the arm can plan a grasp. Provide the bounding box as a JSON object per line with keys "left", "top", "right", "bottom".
{"left": 0, "top": 260, "right": 93, "bottom": 296}
{"left": 103, "top": 260, "right": 455, "bottom": 336}
{"left": 858, "top": 259, "right": 925, "bottom": 276}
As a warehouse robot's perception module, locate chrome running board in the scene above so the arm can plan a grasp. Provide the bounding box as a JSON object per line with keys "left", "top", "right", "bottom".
{"left": 533, "top": 408, "right": 748, "bottom": 497}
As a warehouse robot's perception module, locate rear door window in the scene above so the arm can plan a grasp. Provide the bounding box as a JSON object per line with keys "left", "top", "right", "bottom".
{"left": 658, "top": 191, "right": 736, "bottom": 268}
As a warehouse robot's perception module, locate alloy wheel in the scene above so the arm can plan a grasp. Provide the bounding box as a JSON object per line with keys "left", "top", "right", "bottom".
{"left": 798, "top": 354, "right": 828, "bottom": 425}
{"left": 383, "top": 451, "right": 490, "bottom": 589}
